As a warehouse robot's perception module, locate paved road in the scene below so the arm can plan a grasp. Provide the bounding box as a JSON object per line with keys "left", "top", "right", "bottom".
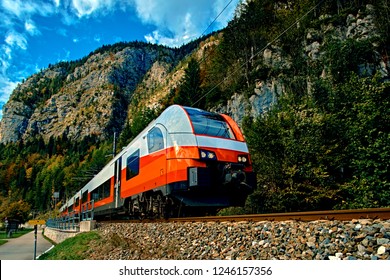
{"left": 0, "top": 227, "right": 54, "bottom": 260}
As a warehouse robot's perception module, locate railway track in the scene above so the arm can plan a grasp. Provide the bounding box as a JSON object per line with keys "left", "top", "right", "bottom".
{"left": 99, "top": 207, "right": 390, "bottom": 224}
{"left": 171, "top": 207, "right": 390, "bottom": 223}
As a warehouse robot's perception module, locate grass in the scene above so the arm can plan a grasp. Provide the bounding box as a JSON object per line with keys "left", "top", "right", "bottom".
{"left": 0, "top": 228, "right": 34, "bottom": 242}
{"left": 38, "top": 231, "right": 101, "bottom": 260}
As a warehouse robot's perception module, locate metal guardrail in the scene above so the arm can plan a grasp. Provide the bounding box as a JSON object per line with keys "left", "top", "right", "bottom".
{"left": 46, "top": 200, "right": 95, "bottom": 231}
{"left": 81, "top": 200, "right": 95, "bottom": 221}
{"left": 46, "top": 213, "right": 80, "bottom": 231}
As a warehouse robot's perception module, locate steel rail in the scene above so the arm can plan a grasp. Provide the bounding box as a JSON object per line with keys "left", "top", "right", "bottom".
{"left": 96, "top": 208, "right": 390, "bottom": 224}
{"left": 170, "top": 207, "right": 390, "bottom": 223}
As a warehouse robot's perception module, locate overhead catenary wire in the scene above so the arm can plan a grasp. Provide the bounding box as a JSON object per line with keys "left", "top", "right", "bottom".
{"left": 191, "top": 0, "right": 325, "bottom": 107}
{"left": 200, "top": 0, "right": 235, "bottom": 37}
{"left": 196, "top": 0, "right": 237, "bottom": 69}
{"left": 191, "top": 0, "right": 237, "bottom": 71}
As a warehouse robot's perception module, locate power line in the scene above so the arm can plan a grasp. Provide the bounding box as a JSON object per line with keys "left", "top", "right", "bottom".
{"left": 192, "top": 0, "right": 325, "bottom": 107}
{"left": 197, "top": 0, "right": 237, "bottom": 68}
{"left": 200, "top": 0, "right": 235, "bottom": 37}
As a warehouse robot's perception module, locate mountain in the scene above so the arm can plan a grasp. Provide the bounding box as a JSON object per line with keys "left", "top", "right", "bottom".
{"left": 0, "top": 42, "right": 182, "bottom": 143}
{"left": 0, "top": 0, "right": 389, "bottom": 216}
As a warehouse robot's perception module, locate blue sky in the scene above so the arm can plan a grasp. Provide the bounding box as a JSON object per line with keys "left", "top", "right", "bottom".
{"left": 0, "top": 0, "right": 241, "bottom": 119}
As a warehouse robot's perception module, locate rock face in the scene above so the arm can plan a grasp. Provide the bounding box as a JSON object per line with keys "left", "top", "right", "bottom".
{"left": 0, "top": 44, "right": 179, "bottom": 143}
{"left": 215, "top": 5, "right": 389, "bottom": 126}
{"left": 215, "top": 79, "right": 283, "bottom": 127}
{"left": 0, "top": 100, "right": 32, "bottom": 143}
{"left": 87, "top": 219, "right": 390, "bottom": 260}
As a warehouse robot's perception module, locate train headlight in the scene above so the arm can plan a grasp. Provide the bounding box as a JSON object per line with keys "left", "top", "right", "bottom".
{"left": 199, "top": 149, "right": 217, "bottom": 161}
{"left": 208, "top": 152, "right": 216, "bottom": 160}
{"left": 238, "top": 155, "right": 248, "bottom": 164}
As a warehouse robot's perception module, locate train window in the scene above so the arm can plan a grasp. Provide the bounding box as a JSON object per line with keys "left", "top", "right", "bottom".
{"left": 91, "top": 179, "right": 111, "bottom": 202}
{"left": 126, "top": 150, "right": 140, "bottom": 180}
{"left": 184, "top": 107, "right": 235, "bottom": 139}
{"left": 148, "top": 127, "right": 164, "bottom": 153}
{"left": 82, "top": 191, "right": 88, "bottom": 204}
{"left": 75, "top": 197, "right": 79, "bottom": 207}
{"left": 103, "top": 179, "right": 110, "bottom": 198}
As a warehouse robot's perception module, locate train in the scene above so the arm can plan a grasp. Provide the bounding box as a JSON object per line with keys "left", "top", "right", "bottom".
{"left": 60, "top": 105, "right": 256, "bottom": 219}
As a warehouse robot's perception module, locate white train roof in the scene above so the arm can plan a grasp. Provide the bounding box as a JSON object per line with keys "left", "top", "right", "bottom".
{"left": 157, "top": 105, "right": 193, "bottom": 133}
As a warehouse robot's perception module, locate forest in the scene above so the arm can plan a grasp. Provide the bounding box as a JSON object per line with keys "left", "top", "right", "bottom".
{"left": 0, "top": 0, "right": 389, "bottom": 221}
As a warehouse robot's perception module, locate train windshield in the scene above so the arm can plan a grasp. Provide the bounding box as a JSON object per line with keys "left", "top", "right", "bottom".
{"left": 184, "top": 107, "right": 235, "bottom": 139}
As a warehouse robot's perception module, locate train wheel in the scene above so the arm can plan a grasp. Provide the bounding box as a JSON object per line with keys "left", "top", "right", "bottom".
{"left": 156, "top": 195, "right": 167, "bottom": 219}
{"left": 164, "top": 197, "right": 181, "bottom": 218}
{"left": 151, "top": 194, "right": 161, "bottom": 218}
{"left": 128, "top": 198, "right": 140, "bottom": 219}
{"left": 146, "top": 193, "right": 165, "bottom": 219}
{"left": 138, "top": 195, "right": 148, "bottom": 219}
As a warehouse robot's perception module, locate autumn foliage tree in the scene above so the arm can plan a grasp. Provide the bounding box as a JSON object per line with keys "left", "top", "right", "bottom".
{"left": 0, "top": 195, "right": 31, "bottom": 223}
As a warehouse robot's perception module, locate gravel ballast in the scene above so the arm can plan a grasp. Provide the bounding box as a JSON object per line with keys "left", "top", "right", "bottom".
{"left": 87, "top": 219, "right": 390, "bottom": 260}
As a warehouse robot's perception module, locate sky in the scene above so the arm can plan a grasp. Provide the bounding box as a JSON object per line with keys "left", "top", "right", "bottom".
{"left": 0, "top": 0, "right": 241, "bottom": 120}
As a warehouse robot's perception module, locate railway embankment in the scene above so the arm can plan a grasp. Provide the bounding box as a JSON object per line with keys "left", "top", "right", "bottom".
{"left": 86, "top": 219, "right": 390, "bottom": 260}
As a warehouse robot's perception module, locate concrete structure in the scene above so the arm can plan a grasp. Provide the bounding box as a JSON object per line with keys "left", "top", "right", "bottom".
{"left": 44, "top": 220, "right": 96, "bottom": 243}
{"left": 80, "top": 220, "right": 96, "bottom": 232}
{"left": 44, "top": 227, "right": 79, "bottom": 244}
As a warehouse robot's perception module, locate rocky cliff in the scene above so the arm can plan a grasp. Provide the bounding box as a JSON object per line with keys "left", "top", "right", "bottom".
{"left": 0, "top": 43, "right": 180, "bottom": 143}
{"left": 215, "top": 4, "right": 389, "bottom": 126}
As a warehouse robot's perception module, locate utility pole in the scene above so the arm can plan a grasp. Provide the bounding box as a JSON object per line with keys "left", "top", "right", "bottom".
{"left": 113, "top": 132, "right": 117, "bottom": 158}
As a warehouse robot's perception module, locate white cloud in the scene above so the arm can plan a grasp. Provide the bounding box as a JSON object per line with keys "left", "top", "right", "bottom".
{"left": 5, "top": 31, "right": 28, "bottom": 50}
{"left": 144, "top": 30, "right": 160, "bottom": 45}
{"left": 53, "top": 0, "right": 60, "bottom": 8}
{"left": 1, "top": 43, "right": 27, "bottom": 102}
{"left": 94, "top": 34, "right": 101, "bottom": 42}
{"left": 1, "top": 0, "right": 30, "bottom": 18}
{"left": 133, "top": 0, "right": 239, "bottom": 47}
{"left": 71, "top": 0, "right": 115, "bottom": 18}
{"left": 0, "top": 43, "right": 14, "bottom": 120}
{"left": 2, "top": 46, "right": 12, "bottom": 61}
{"left": 1, "top": 50, "right": 10, "bottom": 75}
{"left": 0, "top": 77, "right": 18, "bottom": 119}
{"left": 0, "top": 0, "right": 61, "bottom": 85}
{"left": 1, "top": 0, "right": 55, "bottom": 19}
{"left": 0, "top": 79, "right": 18, "bottom": 103}
{"left": 25, "top": 20, "right": 41, "bottom": 36}
{"left": 71, "top": 0, "right": 100, "bottom": 17}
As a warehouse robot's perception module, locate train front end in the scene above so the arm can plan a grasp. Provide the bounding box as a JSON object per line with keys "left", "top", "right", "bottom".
{"left": 164, "top": 106, "right": 256, "bottom": 209}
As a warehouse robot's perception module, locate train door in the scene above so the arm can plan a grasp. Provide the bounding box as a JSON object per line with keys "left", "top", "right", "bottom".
{"left": 146, "top": 125, "right": 167, "bottom": 191}
{"left": 114, "top": 157, "right": 122, "bottom": 208}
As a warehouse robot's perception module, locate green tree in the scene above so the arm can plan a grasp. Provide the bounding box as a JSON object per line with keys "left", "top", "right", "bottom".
{"left": 130, "top": 108, "right": 158, "bottom": 136}
{"left": 174, "top": 58, "right": 204, "bottom": 108}
{"left": 322, "top": 38, "right": 378, "bottom": 82}
{"left": 243, "top": 91, "right": 342, "bottom": 212}
{"left": 244, "top": 73, "right": 390, "bottom": 213}
{"left": 117, "top": 121, "right": 133, "bottom": 150}
{"left": 335, "top": 74, "right": 390, "bottom": 208}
